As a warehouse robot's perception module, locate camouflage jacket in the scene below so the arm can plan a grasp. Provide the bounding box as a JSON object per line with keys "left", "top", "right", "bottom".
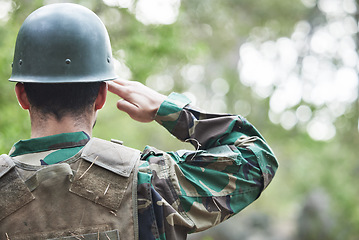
{"left": 8, "top": 92, "right": 278, "bottom": 240}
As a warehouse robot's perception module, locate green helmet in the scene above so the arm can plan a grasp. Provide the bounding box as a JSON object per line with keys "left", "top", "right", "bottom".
{"left": 9, "top": 3, "right": 117, "bottom": 83}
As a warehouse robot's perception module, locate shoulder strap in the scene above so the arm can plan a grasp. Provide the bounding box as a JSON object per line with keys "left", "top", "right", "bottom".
{"left": 71, "top": 137, "right": 141, "bottom": 211}
{"left": 81, "top": 137, "right": 141, "bottom": 178}
{"left": 0, "top": 154, "right": 35, "bottom": 222}
{"left": 0, "top": 154, "right": 15, "bottom": 179}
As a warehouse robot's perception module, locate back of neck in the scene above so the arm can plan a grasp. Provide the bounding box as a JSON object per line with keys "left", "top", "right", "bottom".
{"left": 30, "top": 115, "right": 92, "bottom": 138}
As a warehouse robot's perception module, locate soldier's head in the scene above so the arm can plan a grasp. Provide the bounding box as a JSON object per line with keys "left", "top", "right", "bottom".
{"left": 10, "top": 3, "right": 116, "bottom": 121}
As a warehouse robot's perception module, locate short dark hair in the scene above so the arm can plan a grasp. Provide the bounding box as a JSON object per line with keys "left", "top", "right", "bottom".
{"left": 24, "top": 82, "right": 102, "bottom": 120}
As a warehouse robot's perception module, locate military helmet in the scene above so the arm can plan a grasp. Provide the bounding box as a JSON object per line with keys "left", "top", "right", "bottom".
{"left": 9, "top": 3, "right": 117, "bottom": 83}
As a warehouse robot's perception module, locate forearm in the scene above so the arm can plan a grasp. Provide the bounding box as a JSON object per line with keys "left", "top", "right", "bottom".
{"left": 155, "top": 93, "right": 272, "bottom": 153}
{"left": 152, "top": 92, "right": 278, "bottom": 232}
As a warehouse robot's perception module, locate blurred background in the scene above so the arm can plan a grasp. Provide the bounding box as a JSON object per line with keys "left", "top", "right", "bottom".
{"left": 0, "top": 0, "right": 358, "bottom": 239}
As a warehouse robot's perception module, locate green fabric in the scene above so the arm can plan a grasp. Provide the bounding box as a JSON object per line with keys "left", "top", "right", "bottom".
{"left": 42, "top": 146, "right": 84, "bottom": 165}
{"left": 10, "top": 131, "right": 89, "bottom": 165}
{"left": 156, "top": 92, "right": 191, "bottom": 132}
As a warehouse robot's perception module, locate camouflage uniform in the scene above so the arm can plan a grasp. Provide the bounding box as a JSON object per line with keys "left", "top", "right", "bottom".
{"left": 2, "top": 93, "right": 278, "bottom": 239}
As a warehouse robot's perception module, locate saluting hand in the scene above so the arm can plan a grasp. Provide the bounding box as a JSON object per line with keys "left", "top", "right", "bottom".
{"left": 107, "top": 79, "right": 167, "bottom": 123}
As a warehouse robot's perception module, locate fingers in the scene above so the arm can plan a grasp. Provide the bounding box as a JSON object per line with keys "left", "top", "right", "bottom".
{"left": 116, "top": 99, "right": 138, "bottom": 115}
{"left": 108, "top": 79, "right": 144, "bottom": 102}
{"left": 107, "top": 79, "right": 166, "bottom": 122}
{"left": 107, "top": 80, "right": 129, "bottom": 99}
{"left": 116, "top": 99, "right": 153, "bottom": 122}
{"left": 108, "top": 79, "right": 130, "bottom": 89}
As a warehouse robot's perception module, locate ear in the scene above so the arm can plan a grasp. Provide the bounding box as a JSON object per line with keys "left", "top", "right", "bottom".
{"left": 15, "top": 82, "right": 30, "bottom": 110}
{"left": 95, "top": 82, "right": 108, "bottom": 110}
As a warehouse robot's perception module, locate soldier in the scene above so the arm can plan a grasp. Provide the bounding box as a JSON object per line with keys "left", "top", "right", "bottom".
{"left": 0, "top": 3, "right": 278, "bottom": 240}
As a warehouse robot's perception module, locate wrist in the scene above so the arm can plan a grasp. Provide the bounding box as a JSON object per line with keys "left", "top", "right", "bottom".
{"left": 155, "top": 93, "right": 191, "bottom": 131}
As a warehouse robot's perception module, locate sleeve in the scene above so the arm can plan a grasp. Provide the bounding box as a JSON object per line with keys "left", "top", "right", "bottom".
{"left": 148, "top": 92, "right": 278, "bottom": 233}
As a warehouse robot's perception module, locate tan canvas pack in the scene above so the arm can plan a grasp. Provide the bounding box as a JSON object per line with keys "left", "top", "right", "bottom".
{"left": 0, "top": 138, "right": 141, "bottom": 240}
